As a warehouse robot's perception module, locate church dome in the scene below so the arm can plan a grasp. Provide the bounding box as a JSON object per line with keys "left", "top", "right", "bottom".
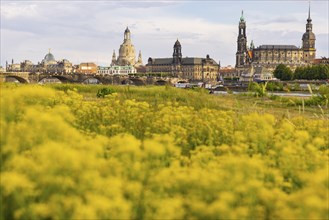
{"left": 43, "top": 52, "right": 55, "bottom": 63}
{"left": 125, "top": 27, "right": 130, "bottom": 33}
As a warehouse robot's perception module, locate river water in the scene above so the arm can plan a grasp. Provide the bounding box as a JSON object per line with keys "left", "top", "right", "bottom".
{"left": 213, "top": 91, "right": 313, "bottom": 97}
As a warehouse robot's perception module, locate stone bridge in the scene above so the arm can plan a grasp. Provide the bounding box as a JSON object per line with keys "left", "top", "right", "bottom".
{"left": 1, "top": 72, "right": 187, "bottom": 86}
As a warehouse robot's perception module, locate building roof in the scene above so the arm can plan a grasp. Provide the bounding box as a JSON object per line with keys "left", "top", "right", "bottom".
{"left": 312, "top": 57, "right": 329, "bottom": 64}
{"left": 149, "top": 57, "right": 218, "bottom": 66}
{"left": 219, "top": 68, "right": 236, "bottom": 74}
{"left": 182, "top": 57, "right": 203, "bottom": 65}
{"left": 151, "top": 58, "right": 173, "bottom": 65}
{"left": 80, "top": 62, "right": 97, "bottom": 67}
{"left": 256, "top": 45, "right": 299, "bottom": 50}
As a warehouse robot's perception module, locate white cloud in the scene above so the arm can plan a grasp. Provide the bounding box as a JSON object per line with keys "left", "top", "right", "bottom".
{"left": 1, "top": 2, "right": 38, "bottom": 19}
{"left": 0, "top": 1, "right": 328, "bottom": 67}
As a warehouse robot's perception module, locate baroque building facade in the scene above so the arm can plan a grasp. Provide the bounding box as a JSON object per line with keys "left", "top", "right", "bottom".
{"left": 100, "top": 63, "right": 137, "bottom": 75}
{"left": 97, "top": 65, "right": 137, "bottom": 75}
{"left": 7, "top": 50, "right": 73, "bottom": 74}
{"left": 111, "top": 27, "right": 143, "bottom": 67}
{"left": 236, "top": 5, "right": 316, "bottom": 76}
{"left": 146, "top": 39, "right": 220, "bottom": 82}
{"left": 75, "top": 62, "right": 98, "bottom": 74}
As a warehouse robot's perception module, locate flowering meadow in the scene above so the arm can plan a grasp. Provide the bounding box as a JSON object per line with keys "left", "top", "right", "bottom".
{"left": 1, "top": 84, "right": 328, "bottom": 219}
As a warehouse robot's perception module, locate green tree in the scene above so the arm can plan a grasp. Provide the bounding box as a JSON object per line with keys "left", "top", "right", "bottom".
{"left": 294, "top": 67, "right": 303, "bottom": 80}
{"left": 273, "top": 64, "right": 293, "bottom": 81}
{"left": 294, "top": 65, "right": 329, "bottom": 80}
{"left": 318, "top": 65, "right": 329, "bottom": 79}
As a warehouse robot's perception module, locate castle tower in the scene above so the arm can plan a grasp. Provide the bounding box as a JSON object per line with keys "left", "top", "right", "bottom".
{"left": 111, "top": 50, "right": 116, "bottom": 65}
{"left": 117, "top": 27, "right": 136, "bottom": 66}
{"left": 302, "top": 3, "right": 316, "bottom": 63}
{"left": 173, "top": 39, "right": 182, "bottom": 64}
{"left": 236, "top": 10, "right": 248, "bottom": 68}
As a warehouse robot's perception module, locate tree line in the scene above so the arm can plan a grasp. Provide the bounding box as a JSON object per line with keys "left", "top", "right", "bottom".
{"left": 273, "top": 64, "right": 329, "bottom": 81}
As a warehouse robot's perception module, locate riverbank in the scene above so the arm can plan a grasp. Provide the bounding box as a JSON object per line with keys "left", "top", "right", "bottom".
{"left": 214, "top": 91, "right": 313, "bottom": 97}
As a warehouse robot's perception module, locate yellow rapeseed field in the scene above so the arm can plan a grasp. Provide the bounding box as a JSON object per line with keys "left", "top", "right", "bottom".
{"left": 1, "top": 84, "right": 328, "bottom": 219}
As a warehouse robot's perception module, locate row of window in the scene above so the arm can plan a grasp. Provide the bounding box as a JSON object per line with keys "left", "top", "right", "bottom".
{"left": 255, "top": 52, "right": 303, "bottom": 56}
{"left": 98, "top": 70, "right": 136, "bottom": 74}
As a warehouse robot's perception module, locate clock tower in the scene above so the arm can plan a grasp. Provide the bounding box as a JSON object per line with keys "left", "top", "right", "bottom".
{"left": 302, "top": 4, "right": 316, "bottom": 63}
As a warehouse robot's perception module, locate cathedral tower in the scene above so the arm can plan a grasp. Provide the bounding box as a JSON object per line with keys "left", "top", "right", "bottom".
{"left": 302, "top": 4, "right": 316, "bottom": 63}
{"left": 173, "top": 39, "right": 182, "bottom": 64}
{"left": 172, "top": 39, "right": 182, "bottom": 77}
{"left": 236, "top": 10, "right": 248, "bottom": 68}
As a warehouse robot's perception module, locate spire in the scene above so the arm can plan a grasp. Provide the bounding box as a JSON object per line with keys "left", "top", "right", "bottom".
{"left": 174, "top": 39, "right": 181, "bottom": 46}
{"left": 305, "top": 2, "right": 313, "bottom": 32}
{"left": 250, "top": 40, "right": 254, "bottom": 49}
{"left": 240, "top": 10, "right": 244, "bottom": 21}
{"left": 137, "top": 50, "right": 142, "bottom": 64}
{"left": 307, "top": 1, "right": 312, "bottom": 22}
{"left": 111, "top": 50, "right": 116, "bottom": 65}
{"left": 236, "top": 9, "right": 248, "bottom": 68}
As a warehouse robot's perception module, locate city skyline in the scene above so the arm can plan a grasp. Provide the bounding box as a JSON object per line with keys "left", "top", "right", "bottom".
{"left": 1, "top": 0, "right": 328, "bottom": 67}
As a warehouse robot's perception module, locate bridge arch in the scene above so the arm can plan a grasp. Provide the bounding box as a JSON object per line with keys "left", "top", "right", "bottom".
{"left": 39, "top": 75, "right": 73, "bottom": 83}
{"left": 129, "top": 78, "right": 146, "bottom": 86}
{"left": 82, "top": 77, "right": 102, "bottom": 84}
{"left": 154, "top": 79, "right": 168, "bottom": 86}
{"left": 121, "top": 79, "right": 134, "bottom": 85}
{"left": 5, "top": 76, "right": 28, "bottom": 83}
{"left": 38, "top": 77, "right": 62, "bottom": 84}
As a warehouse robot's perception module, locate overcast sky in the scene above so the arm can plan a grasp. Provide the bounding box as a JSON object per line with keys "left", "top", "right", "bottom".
{"left": 1, "top": 0, "right": 328, "bottom": 67}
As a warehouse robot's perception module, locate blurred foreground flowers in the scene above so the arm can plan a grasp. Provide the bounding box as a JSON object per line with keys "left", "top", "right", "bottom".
{"left": 1, "top": 85, "right": 328, "bottom": 219}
